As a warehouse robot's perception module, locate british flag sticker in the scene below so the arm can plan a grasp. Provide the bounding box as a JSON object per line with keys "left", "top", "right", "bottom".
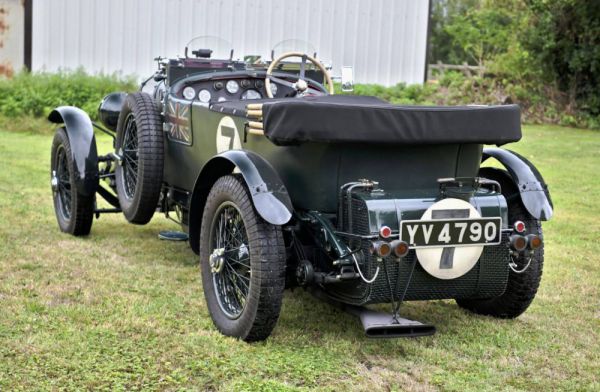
{"left": 165, "top": 98, "right": 192, "bottom": 144}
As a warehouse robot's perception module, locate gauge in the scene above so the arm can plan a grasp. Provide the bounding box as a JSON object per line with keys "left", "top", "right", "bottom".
{"left": 214, "top": 81, "right": 224, "bottom": 90}
{"left": 269, "top": 82, "right": 278, "bottom": 96}
{"left": 241, "top": 89, "right": 262, "bottom": 100}
{"left": 255, "top": 80, "right": 264, "bottom": 89}
{"left": 217, "top": 97, "right": 227, "bottom": 102}
{"left": 226, "top": 80, "right": 239, "bottom": 94}
{"left": 240, "top": 79, "right": 251, "bottom": 88}
{"left": 182, "top": 86, "right": 196, "bottom": 100}
{"left": 198, "top": 89, "right": 211, "bottom": 103}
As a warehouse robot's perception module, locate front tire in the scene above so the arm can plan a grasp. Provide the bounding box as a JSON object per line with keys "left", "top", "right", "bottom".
{"left": 456, "top": 167, "right": 544, "bottom": 318}
{"left": 50, "top": 127, "right": 95, "bottom": 236}
{"left": 199, "top": 175, "right": 286, "bottom": 341}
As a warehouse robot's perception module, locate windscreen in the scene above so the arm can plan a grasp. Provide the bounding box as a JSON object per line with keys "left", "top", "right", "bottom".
{"left": 185, "top": 36, "right": 234, "bottom": 60}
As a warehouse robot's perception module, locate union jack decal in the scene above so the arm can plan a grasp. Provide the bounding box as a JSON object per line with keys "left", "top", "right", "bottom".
{"left": 165, "top": 99, "right": 191, "bottom": 144}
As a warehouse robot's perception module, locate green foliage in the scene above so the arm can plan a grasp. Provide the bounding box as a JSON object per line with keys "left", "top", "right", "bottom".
{"left": 444, "top": 1, "right": 516, "bottom": 68}
{"left": 524, "top": 0, "right": 600, "bottom": 116}
{"left": 0, "top": 70, "right": 137, "bottom": 120}
{"left": 428, "top": 0, "right": 600, "bottom": 128}
{"left": 429, "top": 0, "right": 479, "bottom": 64}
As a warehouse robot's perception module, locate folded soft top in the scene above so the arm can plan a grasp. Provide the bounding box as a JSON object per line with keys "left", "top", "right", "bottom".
{"left": 210, "top": 95, "right": 522, "bottom": 146}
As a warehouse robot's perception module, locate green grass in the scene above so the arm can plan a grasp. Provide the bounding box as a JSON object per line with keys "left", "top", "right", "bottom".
{"left": 0, "top": 125, "right": 598, "bottom": 391}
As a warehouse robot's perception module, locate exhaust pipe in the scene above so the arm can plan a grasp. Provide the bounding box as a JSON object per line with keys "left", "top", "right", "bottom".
{"left": 346, "top": 306, "right": 436, "bottom": 338}
{"left": 309, "top": 289, "right": 436, "bottom": 338}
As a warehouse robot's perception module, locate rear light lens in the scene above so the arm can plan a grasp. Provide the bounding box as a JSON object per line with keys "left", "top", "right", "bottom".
{"left": 390, "top": 240, "right": 410, "bottom": 258}
{"left": 370, "top": 241, "right": 391, "bottom": 258}
{"left": 510, "top": 235, "right": 527, "bottom": 252}
{"left": 379, "top": 226, "right": 392, "bottom": 238}
{"left": 514, "top": 220, "right": 526, "bottom": 233}
{"left": 527, "top": 234, "right": 542, "bottom": 250}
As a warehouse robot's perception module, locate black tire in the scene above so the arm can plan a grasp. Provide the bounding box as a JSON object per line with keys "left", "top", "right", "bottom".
{"left": 456, "top": 167, "right": 544, "bottom": 318}
{"left": 115, "top": 92, "right": 163, "bottom": 224}
{"left": 199, "top": 175, "right": 286, "bottom": 341}
{"left": 50, "top": 127, "right": 95, "bottom": 236}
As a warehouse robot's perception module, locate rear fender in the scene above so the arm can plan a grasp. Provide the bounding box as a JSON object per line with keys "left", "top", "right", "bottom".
{"left": 188, "top": 150, "right": 293, "bottom": 254}
{"left": 48, "top": 106, "right": 99, "bottom": 196}
{"left": 482, "top": 147, "right": 553, "bottom": 220}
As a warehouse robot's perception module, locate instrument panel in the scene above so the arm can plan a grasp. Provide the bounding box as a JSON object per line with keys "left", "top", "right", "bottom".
{"left": 178, "top": 77, "right": 284, "bottom": 103}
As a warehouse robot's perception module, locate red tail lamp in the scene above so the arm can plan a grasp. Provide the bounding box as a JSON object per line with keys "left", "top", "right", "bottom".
{"left": 514, "top": 220, "right": 526, "bottom": 233}
{"left": 379, "top": 225, "right": 392, "bottom": 238}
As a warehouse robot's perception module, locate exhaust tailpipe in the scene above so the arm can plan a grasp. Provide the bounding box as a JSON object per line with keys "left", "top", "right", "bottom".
{"left": 347, "top": 306, "right": 436, "bottom": 338}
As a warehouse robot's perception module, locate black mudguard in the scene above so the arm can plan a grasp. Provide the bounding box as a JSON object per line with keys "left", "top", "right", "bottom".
{"left": 48, "top": 106, "right": 99, "bottom": 196}
{"left": 482, "top": 147, "right": 553, "bottom": 220}
{"left": 188, "top": 150, "right": 293, "bottom": 254}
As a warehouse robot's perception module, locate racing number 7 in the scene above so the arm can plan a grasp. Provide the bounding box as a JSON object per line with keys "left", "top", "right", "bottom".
{"left": 221, "top": 126, "right": 236, "bottom": 150}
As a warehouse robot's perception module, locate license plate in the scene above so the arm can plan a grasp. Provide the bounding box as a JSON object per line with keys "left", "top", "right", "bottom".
{"left": 400, "top": 218, "right": 502, "bottom": 248}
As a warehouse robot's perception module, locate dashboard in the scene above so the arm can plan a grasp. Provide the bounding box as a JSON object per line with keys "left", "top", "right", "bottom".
{"left": 177, "top": 77, "right": 290, "bottom": 103}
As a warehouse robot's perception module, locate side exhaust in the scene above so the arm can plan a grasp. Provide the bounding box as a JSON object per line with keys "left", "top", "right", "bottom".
{"left": 346, "top": 306, "right": 436, "bottom": 338}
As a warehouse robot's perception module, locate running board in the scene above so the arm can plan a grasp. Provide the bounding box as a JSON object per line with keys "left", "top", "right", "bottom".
{"left": 345, "top": 306, "right": 436, "bottom": 338}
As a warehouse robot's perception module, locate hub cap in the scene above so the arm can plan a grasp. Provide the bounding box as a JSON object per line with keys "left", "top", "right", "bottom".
{"left": 210, "top": 202, "right": 251, "bottom": 319}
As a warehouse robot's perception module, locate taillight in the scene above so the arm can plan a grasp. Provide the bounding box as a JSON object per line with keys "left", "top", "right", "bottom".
{"left": 379, "top": 226, "right": 392, "bottom": 238}
{"left": 514, "top": 220, "right": 526, "bottom": 233}
{"left": 390, "top": 240, "right": 410, "bottom": 258}
{"left": 527, "top": 234, "right": 542, "bottom": 250}
{"left": 370, "top": 241, "right": 392, "bottom": 258}
{"left": 510, "top": 235, "right": 527, "bottom": 252}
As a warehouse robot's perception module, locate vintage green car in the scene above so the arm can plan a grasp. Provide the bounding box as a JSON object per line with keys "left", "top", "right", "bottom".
{"left": 49, "top": 38, "right": 553, "bottom": 341}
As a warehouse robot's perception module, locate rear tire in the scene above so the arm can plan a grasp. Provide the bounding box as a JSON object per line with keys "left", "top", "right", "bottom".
{"left": 199, "top": 175, "right": 286, "bottom": 341}
{"left": 50, "top": 127, "right": 95, "bottom": 236}
{"left": 115, "top": 92, "right": 163, "bottom": 224}
{"left": 456, "top": 167, "right": 544, "bottom": 318}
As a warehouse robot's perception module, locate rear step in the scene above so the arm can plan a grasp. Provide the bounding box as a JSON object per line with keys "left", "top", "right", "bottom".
{"left": 349, "top": 307, "right": 436, "bottom": 338}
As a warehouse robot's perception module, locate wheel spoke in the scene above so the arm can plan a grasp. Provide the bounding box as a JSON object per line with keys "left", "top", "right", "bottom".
{"left": 121, "top": 113, "right": 139, "bottom": 199}
{"left": 268, "top": 75, "right": 295, "bottom": 88}
{"left": 211, "top": 203, "right": 251, "bottom": 319}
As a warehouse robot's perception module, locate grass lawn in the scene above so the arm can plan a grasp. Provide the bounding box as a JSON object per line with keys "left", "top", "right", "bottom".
{"left": 0, "top": 124, "right": 598, "bottom": 391}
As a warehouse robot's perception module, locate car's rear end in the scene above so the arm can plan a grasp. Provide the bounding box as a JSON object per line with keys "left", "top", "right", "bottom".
{"left": 243, "top": 95, "right": 547, "bottom": 336}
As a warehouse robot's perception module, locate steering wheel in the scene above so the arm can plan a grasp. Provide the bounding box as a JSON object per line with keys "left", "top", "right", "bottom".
{"left": 265, "top": 52, "right": 334, "bottom": 98}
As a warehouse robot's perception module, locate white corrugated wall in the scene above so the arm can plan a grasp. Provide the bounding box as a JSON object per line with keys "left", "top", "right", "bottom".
{"left": 31, "top": 0, "right": 430, "bottom": 86}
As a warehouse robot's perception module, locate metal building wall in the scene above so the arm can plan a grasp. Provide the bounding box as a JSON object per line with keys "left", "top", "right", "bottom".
{"left": 32, "top": 0, "right": 430, "bottom": 85}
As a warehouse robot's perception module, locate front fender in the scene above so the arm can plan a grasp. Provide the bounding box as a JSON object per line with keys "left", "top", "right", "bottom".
{"left": 482, "top": 147, "right": 553, "bottom": 220}
{"left": 188, "top": 150, "right": 293, "bottom": 254}
{"left": 48, "top": 106, "right": 98, "bottom": 196}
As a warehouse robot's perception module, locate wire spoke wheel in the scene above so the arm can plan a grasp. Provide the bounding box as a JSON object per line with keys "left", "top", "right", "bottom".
{"left": 55, "top": 145, "right": 72, "bottom": 219}
{"left": 199, "top": 175, "right": 285, "bottom": 341}
{"left": 50, "top": 127, "right": 94, "bottom": 236}
{"left": 210, "top": 202, "right": 251, "bottom": 319}
{"left": 121, "top": 113, "right": 139, "bottom": 200}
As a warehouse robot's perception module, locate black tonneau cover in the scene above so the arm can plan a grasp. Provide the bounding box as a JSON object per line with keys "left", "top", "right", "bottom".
{"left": 211, "top": 95, "right": 522, "bottom": 146}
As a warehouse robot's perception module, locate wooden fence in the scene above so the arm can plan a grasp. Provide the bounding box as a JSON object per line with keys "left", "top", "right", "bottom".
{"left": 427, "top": 61, "right": 486, "bottom": 80}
